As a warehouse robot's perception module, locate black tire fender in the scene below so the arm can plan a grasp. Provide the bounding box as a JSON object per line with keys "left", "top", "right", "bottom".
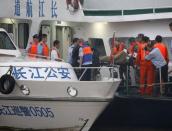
{"left": 0, "top": 74, "right": 15, "bottom": 94}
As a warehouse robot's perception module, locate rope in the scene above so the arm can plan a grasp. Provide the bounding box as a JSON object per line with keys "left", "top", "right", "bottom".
{"left": 5, "top": 66, "right": 13, "bottom": 75}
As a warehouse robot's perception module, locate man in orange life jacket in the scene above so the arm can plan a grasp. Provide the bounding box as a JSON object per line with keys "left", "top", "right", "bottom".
{"left": 51, "top": 40, "right": 61, "bottom": 61}
{"left": 110, "top": 40, "right": 125, "bottom": 63}
{"left": 135, "top": 34, "right": 144, "bottom": 63}
{"left": 28, "top": 34, "right": 39, "bottom": 57}
{"left": 38, "top": 34, "right": 49, "bottom": 58}
{"left": 128, "top": 37, "right": 139, "bottom": 65}
{"left": 110, "top": 41, "right": 126, "bottom": 80}
{"left": 128, "top": 37, "right": 137, "bottom": 55}
{"left": 154, "top": 35, "right": 169, "bottom": 95}
{"left": 137, "top": 36, "right": 155, "bottom": 96}
{"left": 79, "top": 41, "right": 93, "bottom": 81}
{"left": 133, "top": 34, "right": 144, "bottom": 85}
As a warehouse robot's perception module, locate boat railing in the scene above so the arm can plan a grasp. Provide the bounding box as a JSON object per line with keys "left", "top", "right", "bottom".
{"left": 117, "top": 64, "right": 172, "bottom": 97}
{"left": 72, "top": 65, "right": 120, "bottom": 81}
{"left": 20, "top": 50, "right": 64, "bottom": 62}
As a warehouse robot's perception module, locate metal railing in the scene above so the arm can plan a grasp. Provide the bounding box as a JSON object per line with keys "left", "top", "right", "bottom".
{"left": 117, "top": 64, "right": 172, "bottom": 97}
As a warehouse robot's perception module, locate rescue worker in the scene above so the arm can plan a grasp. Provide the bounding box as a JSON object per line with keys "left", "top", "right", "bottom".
{"left": 110, "top": 41, "right": 126, "bottom": 81}
{"left": 131, "top": 34, "right": 144, "bottom": 87}
{"left": 110, "top": 40, "right": 125, "bottom": 64}
{"left": 128, "top": 37, "right": 136, "bottom": 55}
{"left": 135, "top": 33, "right": 144, "bottom": 65}
{"left": 145, "top": 41, "right": 167, "bottom": 96}
{"left": 154, "top": 35, "right": 169, "bottom": 95}
{"left": 50, "top": 40, "right": 61, "bottom": 61}
{"left": 38, "top": 34, "right": 49, "bottom": 58}
{"left": 128, "top": 37, "right": 138, "bottom": 65}
{"left": 128, "top": 37, "right": 138, "bottom": 87}
{"left": 79, "top": 41, "right": 93, "bottom": 81}
{"left": 28, "top": 34, "right": 39, "bottom": 57}
{"left": 137, "top": 36, "right": 155, "bottom": 96}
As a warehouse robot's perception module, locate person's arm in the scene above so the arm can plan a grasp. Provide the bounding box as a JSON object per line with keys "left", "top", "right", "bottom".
{"left": 79, "top": 47, "right": 83, "bottom": 67}
{"left": 145, "top": 50, "right": 154, "bottom": 60}
{"left": 27, "top": 42, "right": 32, "bottom": 53}
{"left": 67, "top": 46, "right": 71, "bottom": 63}
{"left": 165, "top": 46, "right": 169, "bottom": 63}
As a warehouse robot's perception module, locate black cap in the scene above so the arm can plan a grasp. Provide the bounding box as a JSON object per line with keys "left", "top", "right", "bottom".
{"left": 33, "top": 34, "right": 39, "bottom": 39}
{"left": 137, "top": 33, "right": 144, "bottom": 38}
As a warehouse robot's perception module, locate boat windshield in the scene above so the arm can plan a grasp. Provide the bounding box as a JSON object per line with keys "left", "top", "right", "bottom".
{"left": 0, "top": 32, "right": 16, "bottom": 50}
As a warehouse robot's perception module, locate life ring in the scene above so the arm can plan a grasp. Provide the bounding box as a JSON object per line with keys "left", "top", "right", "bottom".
{"left": 0, "top": 74, "right": 15, "bottom": 94}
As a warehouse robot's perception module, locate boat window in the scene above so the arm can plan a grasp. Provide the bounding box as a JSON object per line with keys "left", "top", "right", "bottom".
{"left": 0, "top": 24, "right": 13, "bottom": 33}
{"left": 0, "top": 32, "right": 16, "bottom": 50}
{"left": 89, "top": 38, "right": 106, "bottom": 56}
{"left": 18, "top": 23, "right": 29, "bottom": 49}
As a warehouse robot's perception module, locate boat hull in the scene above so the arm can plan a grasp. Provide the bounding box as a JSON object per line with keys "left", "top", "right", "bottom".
{"left": 0, "top": 62, "right": 121, "bottom": 130}
{"left": 0, "top": 98, "right": 109, "bottom": 130}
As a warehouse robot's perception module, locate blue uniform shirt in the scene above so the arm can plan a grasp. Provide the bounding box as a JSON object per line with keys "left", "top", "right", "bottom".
{"left": 145, "top": 48, "right": 166, "bottom": 69}
{"left": 37, "top": 44, "right": 43, "bottom": 55}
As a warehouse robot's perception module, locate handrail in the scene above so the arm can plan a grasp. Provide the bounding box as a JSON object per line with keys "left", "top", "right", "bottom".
{"left": 83, "top": 6, "right": 172, "bottom": 11}
{"left": 118, "top": 64, "right": 172, "bottom": 96}
{"left": 20, "top": 49, "right": 64, "bottom": 62}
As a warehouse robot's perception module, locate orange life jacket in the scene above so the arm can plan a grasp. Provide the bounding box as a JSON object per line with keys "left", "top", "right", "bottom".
{"left": 137, "top": 43, "right": 152, "bottom": 65}
{"left": 82, "top": 45, "right": 93, "bottom": 64}
{"left": 140, "top": 43, "right": 147, "bottom": 61}
{"left": 41, "top": 42, "right": 49, "bottom": 57}
{"left": 28, "top": 42, "right": 39, "bottom": 57}
{"left": 154, "top": 43, "right": 169, "bottom": 63}
{"left": 110, "top": 44, "right": 124, "bottom": 63}
{"left": 128, "top": 42, "right": 137, "bottom": 55}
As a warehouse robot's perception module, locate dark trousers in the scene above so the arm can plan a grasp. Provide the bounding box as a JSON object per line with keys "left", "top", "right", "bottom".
{"left": 119, "top": 64, "right": 127, "bottom": 80}
{"left": 154, "top": 64, "right": 168, "bottom": 95}
{"left": 118, "top": 64, "right": 132, "bottom": 88}
{"left": 161, "top": 64, "right": 168, "bottom": 94}
{"left": 81, "top": 64, "right": 92, "bottom": 81}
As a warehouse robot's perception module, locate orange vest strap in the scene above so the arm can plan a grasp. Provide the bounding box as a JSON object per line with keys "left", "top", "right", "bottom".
{"left": 29, "top": 43, "right": 38, "bottom": 57}
{"left": 154, "top": 43, "right": 168, "bottom": 61}
{"left": 42, "top": 43, "right": 49, "bottom": 57}
{"left": 83, "top": 46, "right": 92, "bottom": 55}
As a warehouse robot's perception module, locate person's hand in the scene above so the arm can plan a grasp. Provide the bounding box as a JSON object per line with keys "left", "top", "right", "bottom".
{"left": 123, "top": 49, "right": 127, "bottom": 53}
{"left": 128, "top": 54, "right": 132, "bottom": 57}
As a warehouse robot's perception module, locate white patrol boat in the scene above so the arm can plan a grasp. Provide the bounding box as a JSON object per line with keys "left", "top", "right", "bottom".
{"left": 0, "top": 28, "right": 120, "bottom": 130}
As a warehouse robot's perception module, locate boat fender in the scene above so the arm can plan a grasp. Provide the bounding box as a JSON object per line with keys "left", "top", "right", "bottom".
{"left": 0, "top": 74, "right": 15, "bottom": 94}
